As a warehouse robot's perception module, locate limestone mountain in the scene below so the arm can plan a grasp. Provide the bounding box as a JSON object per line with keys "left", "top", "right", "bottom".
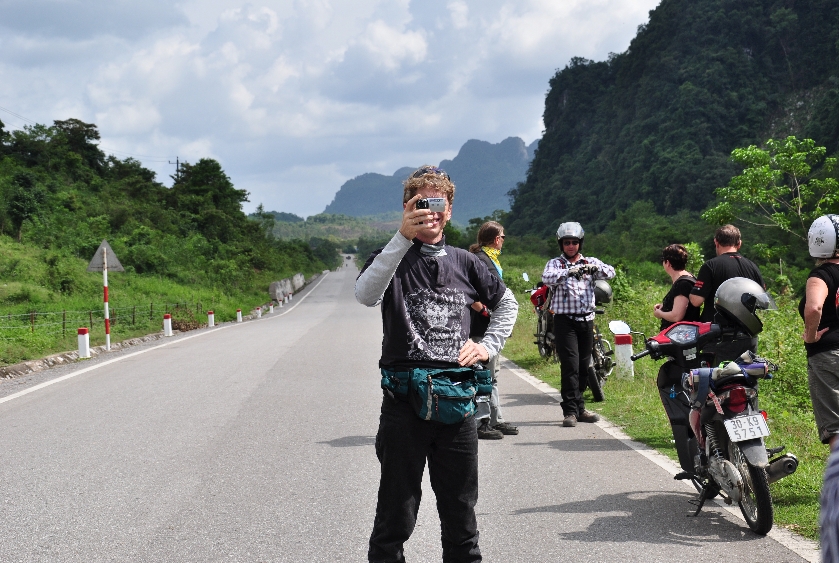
{"left": 506, "top": 0, "right": 839, "bottom": 236}
{"left": 323, "top": 137, "right": 537, "bottom": 224}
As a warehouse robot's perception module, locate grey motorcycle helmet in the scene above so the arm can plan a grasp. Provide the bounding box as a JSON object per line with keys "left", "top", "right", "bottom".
{"left": 556, "top": 222, "right": 585, "bottom": 252}
{"left": 714, "top": 277, "right": 777, "bottom": 335}
{"left": 594, "top": 280, "right": 612, "bottom": 305}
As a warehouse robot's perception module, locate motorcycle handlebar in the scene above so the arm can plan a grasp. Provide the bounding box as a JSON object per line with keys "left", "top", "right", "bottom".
{"left": 630, "top": 349, "right": 651, "bottom": 362}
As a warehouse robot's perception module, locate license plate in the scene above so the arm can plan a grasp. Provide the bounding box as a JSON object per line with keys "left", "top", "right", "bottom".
{"left": 724, "top": 414, "right": 770, "bottom": 442}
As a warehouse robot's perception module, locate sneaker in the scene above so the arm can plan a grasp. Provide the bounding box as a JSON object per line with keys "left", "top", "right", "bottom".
{"left": 562, "top": 414, "right": 577, "bottom": 427}
{"left": 493, "top": 422, "right": 519, "bottom": 435}
{"left": 578, "top": 409, "right": 600, "bottom": 423}
{"left": 477, "top": 420, "right": 503, "bottom": 440}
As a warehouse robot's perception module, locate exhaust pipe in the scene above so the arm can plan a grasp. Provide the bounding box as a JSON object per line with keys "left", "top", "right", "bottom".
{"left": 767, "top": 453, "right": 798, "bottom": 484}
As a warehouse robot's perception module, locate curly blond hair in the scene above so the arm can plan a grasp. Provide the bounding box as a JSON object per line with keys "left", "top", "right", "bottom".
{"left": 402, "top": 165, "right": 456, "bottom": 204}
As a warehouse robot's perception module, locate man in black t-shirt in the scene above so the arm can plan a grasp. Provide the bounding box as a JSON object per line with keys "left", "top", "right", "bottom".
{"left": 356, "top": 166, "right": 518, "bottom": 563}
{"left": 689, "top": 224, "right": 765, "bottom": 362}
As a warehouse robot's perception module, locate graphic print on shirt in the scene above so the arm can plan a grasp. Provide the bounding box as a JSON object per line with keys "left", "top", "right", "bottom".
{"left": 405, "top": 288, "right": 467, "bottom": 362}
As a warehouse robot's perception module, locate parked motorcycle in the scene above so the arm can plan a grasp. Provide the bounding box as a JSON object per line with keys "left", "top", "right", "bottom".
{"left": 523, "top": 273, "right": 613, "bottom": 401}
{"left": 624, "top": 277, "right": 798, "bottom": 535}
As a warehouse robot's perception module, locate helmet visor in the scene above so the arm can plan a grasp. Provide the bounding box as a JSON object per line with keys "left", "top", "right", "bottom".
{"left": 741, "top": 291, "right": 777, "bottom": 313}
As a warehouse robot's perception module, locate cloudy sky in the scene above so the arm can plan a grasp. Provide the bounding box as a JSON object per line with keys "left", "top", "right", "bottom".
{"left": 0, "top": 0, "right": 660, "bottom": 217}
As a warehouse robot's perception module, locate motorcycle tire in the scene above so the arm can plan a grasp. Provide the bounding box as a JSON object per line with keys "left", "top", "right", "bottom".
{"left": 596, "top": 336, "right": 614, "bottom": 378}
{"left": 729, "top": 440, "right": 773, "bottom": 534}
{"left": 536, "top": 312, "right": 550, "bottom": 359}
{"left": 587, "top": 358, "right": 605, "bottom": 402}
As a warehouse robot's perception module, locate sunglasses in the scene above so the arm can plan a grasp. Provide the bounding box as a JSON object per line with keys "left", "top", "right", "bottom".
{"left": 499, "top": 235, "right": 506, "bottom": 239}
{"left": 562, "top": 239, "right": 580, "bottom": 246}
{"left": 412, "top": 166, "right": 451, "bottom": 181}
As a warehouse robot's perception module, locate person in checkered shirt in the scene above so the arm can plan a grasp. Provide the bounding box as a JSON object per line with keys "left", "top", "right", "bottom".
{"left": 541, "top": 222, "right": 615, "bottom": 427}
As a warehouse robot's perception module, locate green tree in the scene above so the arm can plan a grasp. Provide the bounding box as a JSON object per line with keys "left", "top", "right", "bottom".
{"left": 702, "top": 136, "right": 839, "bottom": 241}
{"left": 8, "top": 172, "right": 46, "bottom": 241}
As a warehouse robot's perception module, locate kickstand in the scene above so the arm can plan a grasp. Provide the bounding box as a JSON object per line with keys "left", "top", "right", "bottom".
{"left": 689, "top": 486, "right": 708, "bottom": 516}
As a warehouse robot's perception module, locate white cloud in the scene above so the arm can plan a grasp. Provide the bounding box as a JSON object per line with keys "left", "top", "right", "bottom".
{"left": 0, "top": 0, "right": 661, "bottom": 217}
{"left": 359, "top": 20, "right": 427, "bottom": 70}
{"left": 448, "top": 1, "right": 469, "bottom": 29}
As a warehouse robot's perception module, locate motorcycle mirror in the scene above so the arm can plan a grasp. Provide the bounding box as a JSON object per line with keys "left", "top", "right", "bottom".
{"left": 609, "top": 320, "right": 631, "bottom": 335}
{"left": 522, "top": 272, "right": 530, "bottom": 282}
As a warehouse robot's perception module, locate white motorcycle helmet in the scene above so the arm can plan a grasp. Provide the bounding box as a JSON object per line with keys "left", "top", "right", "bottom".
{"left": 714, "top": 277, "right": 777, "bottom": 335}
{"left": 556, "top": 222, "right": 585, "bottom": 253}
{"left": 808, "top": 214, "right": 839, "bottom": 258}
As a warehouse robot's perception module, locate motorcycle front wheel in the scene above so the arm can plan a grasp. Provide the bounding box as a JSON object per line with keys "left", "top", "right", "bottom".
{"left": 729, "top": 440, "right": 773, "bottom": 534}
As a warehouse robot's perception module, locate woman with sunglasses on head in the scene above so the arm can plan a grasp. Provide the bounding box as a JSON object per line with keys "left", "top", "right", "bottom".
{"left": 651, "top": 244, "right": 702, "bottom": 477}
{"left": 468, "top": 221, "right": 519, "bottom": 439}
{"left": 541, "top": 222, "right": 615, "bottom": 427}
{"left": 653, "top": 244, "right": 701, "bottom": 330}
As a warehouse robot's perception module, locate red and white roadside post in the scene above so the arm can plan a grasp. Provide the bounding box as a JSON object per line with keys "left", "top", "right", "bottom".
{"left": 163, "top": 313, "right": 173, "bottom": 337}
{"left": 103, "top": 247, "right": 111, "bottom": 350}
{"left": 86, "top": 240, "right": 124, "bottom": 352}
{"left": 78, "top": 327, "right": 90, "bottom": 358}
{"left": 236, "top": 309, "right": 243, "bottom": 323}
{"left": 208, "top": 310, "right": 215, "bottom": 327}
{"left": 614, "top": 333, "right": 634, "bottom": 379}
{"left": 269, "top": 304, "right": 274, "bottom": 314}
{"left": 256, "top": 306, "right": 262, "bottom": 318}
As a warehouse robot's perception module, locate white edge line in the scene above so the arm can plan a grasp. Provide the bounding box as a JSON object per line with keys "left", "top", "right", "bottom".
{"left": 499, "top": 355, "right": 820, "bottom": 563}
{"left": 0, "top": 272, "right": 330, "bottom": 407}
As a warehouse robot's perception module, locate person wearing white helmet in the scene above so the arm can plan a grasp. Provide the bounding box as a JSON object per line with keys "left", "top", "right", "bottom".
{"left": 800, "top": 214, "right": 839, "bottom": 562}
{"left": 542, "top": 221, "right": 615, "bottom": 427}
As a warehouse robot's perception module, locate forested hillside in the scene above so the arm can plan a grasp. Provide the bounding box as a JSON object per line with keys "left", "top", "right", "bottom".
{"left": 507, "top": 0, "right": 839, "bottom": 237}
{"left": 324, "top": 137, "right": 537, "bottom": 224}
{"left": 0, "top": 118, "right": 334, "bottom": 298}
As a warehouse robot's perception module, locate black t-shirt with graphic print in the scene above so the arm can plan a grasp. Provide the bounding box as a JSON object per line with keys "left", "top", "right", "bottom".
{"left": 361, "top": 239, "right": 507, "bottom": 370}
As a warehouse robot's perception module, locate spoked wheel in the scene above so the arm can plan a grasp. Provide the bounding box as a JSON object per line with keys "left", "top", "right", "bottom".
{"left": 587, "top": 335, "right": 610, "bottom": 402}
{"left": 729, "top": 441, "right": 773, "bottom": 534}
{"left": 587, "top": 358, "right": 605, "bottom": 402}
{"left": 535, "top": 311, "right": 550, "bottom": 358}
{"left": 597, "top": 337, "right": 614, "bottom": 378}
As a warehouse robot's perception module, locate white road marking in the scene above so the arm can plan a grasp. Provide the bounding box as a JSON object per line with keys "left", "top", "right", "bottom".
{"left": 0, "top": 272, "right": 330, "bottom": 407}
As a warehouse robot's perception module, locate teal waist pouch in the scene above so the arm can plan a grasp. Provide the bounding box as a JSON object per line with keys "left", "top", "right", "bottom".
{"left": 409, "top": 367, "right": 481, "bottom": 424}
{"left": 380, "top": 369, "right": 411, "bottom": 397}
{"left": 381, "top": 366, "right": 492, "bottom": 424}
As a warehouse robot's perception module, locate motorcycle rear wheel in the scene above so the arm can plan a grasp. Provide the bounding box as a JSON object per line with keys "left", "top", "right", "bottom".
{"left": 587, "top": 359, "right": 605, "bottom": 402}
{"left": 729, "top": 441, "right": 773, "bottom": 534}
{"left": 536, "top": 312, "right": 550, "bottom": 358}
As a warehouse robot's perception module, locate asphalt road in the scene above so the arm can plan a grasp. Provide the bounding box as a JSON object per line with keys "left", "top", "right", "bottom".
{"left": 0, "top": 260, "right": 819, "bottom": 562}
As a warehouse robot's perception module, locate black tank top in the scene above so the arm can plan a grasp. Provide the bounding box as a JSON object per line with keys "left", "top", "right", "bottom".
{"left": 799, "top": 263, "right": 839, "bottom": 357}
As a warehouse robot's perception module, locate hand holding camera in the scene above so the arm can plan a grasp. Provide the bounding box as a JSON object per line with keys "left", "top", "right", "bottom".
{"left": 399, "top": 195, "right": 435, "bottom": 240}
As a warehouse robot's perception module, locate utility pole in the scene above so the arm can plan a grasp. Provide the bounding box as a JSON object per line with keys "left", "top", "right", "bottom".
{"left": 169, "top": 156, "right": 180, "bottom": 182}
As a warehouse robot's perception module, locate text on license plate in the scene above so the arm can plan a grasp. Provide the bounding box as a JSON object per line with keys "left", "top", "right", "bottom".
{"left": 724, "top": 414, "right": 770, "bottom": 442}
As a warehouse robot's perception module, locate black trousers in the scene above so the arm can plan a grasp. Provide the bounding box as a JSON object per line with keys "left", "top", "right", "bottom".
{"left": 553, "top": 314, "right": 593, "bottom": 417}
{"left": 368, "top": 394, "right": 481, "bottom": 563}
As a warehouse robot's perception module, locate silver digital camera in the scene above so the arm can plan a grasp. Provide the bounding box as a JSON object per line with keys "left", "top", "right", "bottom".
{"left": 416, "top": 197, "right": 446, "bottom": 212}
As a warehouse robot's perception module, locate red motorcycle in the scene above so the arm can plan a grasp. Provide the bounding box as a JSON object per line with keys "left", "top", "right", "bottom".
{"left": 630, "top": 319, "right": 798, "bottom": 534}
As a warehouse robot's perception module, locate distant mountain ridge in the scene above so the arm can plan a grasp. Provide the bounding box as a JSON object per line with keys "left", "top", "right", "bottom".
{"left": 323, "top": 137, "right": 537, "bottom": 224}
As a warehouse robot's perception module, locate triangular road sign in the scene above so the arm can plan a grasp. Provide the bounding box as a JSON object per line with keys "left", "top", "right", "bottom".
{"left": 87, "top": 239, "right": 125, "bottom": 272}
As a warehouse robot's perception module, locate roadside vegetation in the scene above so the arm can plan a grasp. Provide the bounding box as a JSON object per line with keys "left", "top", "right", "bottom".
{"left": 0, "top": 118, "right": 339, "bottom": 365}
